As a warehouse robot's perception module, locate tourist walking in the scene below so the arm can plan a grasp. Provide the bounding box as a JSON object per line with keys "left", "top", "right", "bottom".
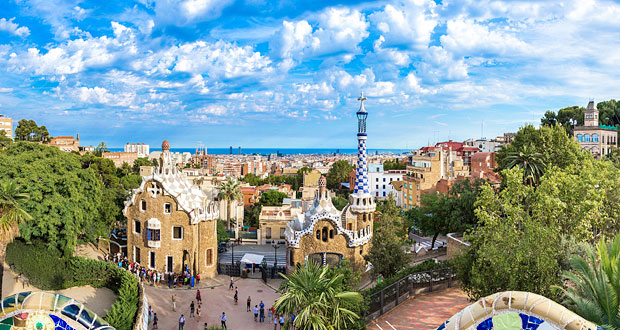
{"left": 171, "top": 294, "right": 176, "bottom": 311}
{"left": 178, "top": 314, "right": 185, "bottom": 330}
{"left": 190, "top": 301, "right": 195, "bottom": 317}
{"left": 253, "top": 305, "right": 258, "bottom": 322}
{"left": 273, "top": 314, "right": 278, "bottom": 330}
{"left": 247, "top": 296, "right": 251, "bottom": 312}
{"left": 259, "top": 304, "right": 265, "bottom": 323}
{"left": 229, "top": 277, "right": 234, "bottom": 290}
{"left": 152, "top": 313, "right": 158, "bottom": 329}
{"left": 268, "top": 306, "right": 274, "bottom": 321}
{"left": 220, "top": 312, "right": 227, "bottom": 329}
{"left": 196, "top": 303, "right": 201, "bottom": 320}
{"left": 203, "top": 323, "right": 208, "bottom": 330}
{"left": 234, "top": 288, "right": 238, "bottom": 305}
{"left": 279, "top": 315, "right": 285, "bottom": 329}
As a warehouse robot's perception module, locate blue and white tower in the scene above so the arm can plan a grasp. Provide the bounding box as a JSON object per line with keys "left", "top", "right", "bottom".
{"left": 349, "top": 92, "right": 376, "bottom": 215}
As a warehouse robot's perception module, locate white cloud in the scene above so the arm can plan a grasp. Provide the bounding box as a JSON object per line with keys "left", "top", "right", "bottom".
{"left": 77, "top": 86, "right": 135, "bottom": 107}
{"left": 197, "top": 104, "right": 227, "bottom": 115}
{"left": 154, "top": 0, "right": 234, "bottom": 26}
{"left": 369, "top": 0, "right": 437, "bottom": 49}
{"left": 440, "top": 19, "right": 528, "bottom": 56}
{"left": 0, "top": 88, "right": 13, "bottom": 93}
{"left": 0, "top": 18, "right": 30, "bottom": 37}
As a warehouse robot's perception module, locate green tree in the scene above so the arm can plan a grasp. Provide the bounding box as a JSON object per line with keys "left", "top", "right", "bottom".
{"left": 331, "top": 195, "right": 348, "bottom": 211}
{"left": 327, "top": 160, "right": 353, "bottom": 190}
{"left": 559, "top": 234, "right": 620, "bottom": 329}
{"left": 455, "top": 168, "right": 563, "bottom": 300}
{"left": 132, "top": 157, "right": 152, "bottom": 174}
{"left": 540, "top": 110, "right": 557, "bottom": 127}
{"left": 0, "top": 142, "right": 103, "bottom": 254}
{"left": 383, "top": 159, "right": 406, "bottom": 170}
{"left": 0, "top": 180, "right": 33, "bottom": 298}
{"left": 503, "top": 145, "right": 545, "bottom": 186}
{"left": 259, "top": 190, "right": 288, "bottom": 206}
{"left": 217, "top": 178, "right": 243, "bottom": 229}
{"left": 366, "top": 196, "right": 411, "bottom": 279}
{"left": 274, "top": 261, "right": 363, "bottom": 330}
{"left": 94, "top": 142, "right": 108, "bottom": 157}
{"left": 217, "top": 220, "right": 229, "bottom": 244}
{"left": 540, "top": 106, "right": 584, "bottom": 135}
{"left": 0, "top": 131, "right": 11, "bottom": 149}
{"left": 14, "top": 119, "right": 49, "bottom": 142}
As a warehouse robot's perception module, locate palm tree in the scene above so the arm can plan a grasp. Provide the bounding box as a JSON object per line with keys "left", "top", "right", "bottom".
{"left": 0, "top": 180, "right": 33, "bottom": 298}
{"left": 274, "top": 261, "right": 363, "bottom": 330}
{"left": 560, "top": 235, "right": 620, "bottom": 329}
{"left": 217, "top": 178, "right": 243, "bottom": 230}
{"left": 504, "top": 145, "right": 545, "bottom": 186}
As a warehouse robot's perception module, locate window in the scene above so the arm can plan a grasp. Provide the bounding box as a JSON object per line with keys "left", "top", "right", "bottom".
{"left": 383, "top": 192, "right": 386, "bottom": 197}
{"left": 390, "top": 178, "right": 393, "bottom": 181}
{"left": 383, "top": 185, "right": 385, "bottom": 189}
{"left": 316, "top": 230, "right": 320, "bottom": 240}
{"left": 289, "top": 250, "right": 294, "bottom": 266}
{"left": 376, "top": 178, "right": 379, "bottom": 182}
{"left": 417, "top": 185, "right": 419, "bottom": 191}
{"left": 134, "top": 246, "right": 141, "bottom": 263}
{"left": 329, "top": 229, "right": 334, "bottom": 239}
{"left": 206, "top": 249, "right": 213, "bottom": 266}
{"left": 166, "top": 256, "right": 173, "bottom": 273}
{"left": 363, "top": 214, "right": 367, "bottom": 222}
{"left": 147, "top": 229, "right": 160, "bottom": 241}
{"left": 280, "top": 228, "right": 285, "bottom": 239}
{"left": 376, "top": 192, "right": 379, "bottom": 196}
{"left": 347, "top": 223, "right": 352, "bottom": 230}
{"left": 383, "top": 178, "right": 386, "bottom": 182}
{"left": 404, "top": 183, "right": 407, "bottom": 188}
{"left": 593, "top": 133, "right": 599, "bottom": 142}
{"left": 585, "top": 134, "right": 591, "bottom": 142}
{"left": 149, "top": 251, "right": 156, "bottom": 268}
{"left": 322, "top": 227, "right": 328, "bottom": 242}
{"left": 376, "top": 185, "right": 379, "bottom": 189}
{"left": 172, "top": 226, "right": 183, "bottom": 240}
{"left": 140, "top": 200, "right": 146, "bottom": 211}
{"left": 266, "top": 227, "right": 271, "bottom": 239}
{"left": 133, "top": 220, "right": 141, "bottom": 234}
{"left": 164, "top": 203, "right": 172, "bottom": 214}
{"left": 360, "top": 247, "right": 363, "bottom": 255}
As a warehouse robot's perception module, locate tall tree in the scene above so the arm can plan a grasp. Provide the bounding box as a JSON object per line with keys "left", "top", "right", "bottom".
{"left": 217, "top": 178, "right": 243, "bottom": 230}
{"left": 0, "top": 180, "right": 32, "bottom": 298}
{"left": 327, "top": 160, "right": 353, "bottom": 190}
{"left": 559, "top": 234, "right": 620, "bottom": 329}
{"left": 0, "top": 131, "right": 11, "bottom": 149}
{"left": 14, "top": 119, "right": 49, "bottom": 142}
{"left": 274, "top": 261, "right": 363, "bottom": 330}
{"left": 94, "top": 142, "right": 108, "bottom": 157}
{"left": 503, "top": 145, "right": 545, "bottom": 186}
{"left": 259, "top": 190, "right": 288, "bottom": 206}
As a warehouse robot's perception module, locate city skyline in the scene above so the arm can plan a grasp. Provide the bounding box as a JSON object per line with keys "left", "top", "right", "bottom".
{"left": 1, "top": 0, "right": 620, "bottom": 147}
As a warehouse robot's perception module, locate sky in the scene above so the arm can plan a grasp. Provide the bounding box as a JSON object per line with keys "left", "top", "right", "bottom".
{"left": 1, "top": 0, "right": 620, "bottom": 149}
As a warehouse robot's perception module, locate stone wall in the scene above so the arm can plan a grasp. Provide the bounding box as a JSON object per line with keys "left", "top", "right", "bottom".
{"left": 446, "top": 233, "right": 470, "bottom": 259}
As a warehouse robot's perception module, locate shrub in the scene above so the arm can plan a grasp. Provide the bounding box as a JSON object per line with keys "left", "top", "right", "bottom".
{"left": 362, "top": 260, "right": 445, "bottom": 296}
{"left": 6, "top": 239, "right": 71, "bottom": 289}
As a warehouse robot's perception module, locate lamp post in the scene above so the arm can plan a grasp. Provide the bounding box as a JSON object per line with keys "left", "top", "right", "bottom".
{"left": 272, "top": 244, "right": 280, "bottom": 268}
{"left": 231, "top": 237, "right": 235, "bottom": 273}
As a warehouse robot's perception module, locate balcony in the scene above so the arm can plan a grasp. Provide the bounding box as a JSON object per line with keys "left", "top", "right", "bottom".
{"left": 147, "top": 240, "right": 160, "bottom": 248}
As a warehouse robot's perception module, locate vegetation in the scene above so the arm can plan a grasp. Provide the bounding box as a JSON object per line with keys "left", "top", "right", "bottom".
{"left": 332, "top": 195, "right": 348, "bottom": 211}
{"left": 217, "top": 220, "right": 229, "bottom": 243}
{"left": 559, "top": 234, "right": 620, "bottom": 329}
{"left": 94, "top": 142, "right": 108, "bottom": 157}
{"left": 0, "top": 180, "right": 32, "bottom": 298}
{"left": 327, "top": 160, "right": 353, "bottom": 190}
{"left": 241, "top": 173, "right": 300, "bottom": 190}
{"left": 217, "top": 178, "right": 243, "bottom": 229}
{"left": 14, "top": 119, "right": 49, "bottom": 142}
{"left": 382, "top": 159, "right": 406, "bottom": 170}
{"left": 362, "top": 260, "right": 445, "bottom": 296}
{"left": 0, "top": 131, "right": 11, "bottom": 149}
{"left": 274, "top": 260, "right": 363, "bottom": 330}
{"left": 503, "top": 145, "right": 545, "bottom": 186}
{"left": 259, "top": 190, "right": 288, "bottom": 206}
{"left": 6, "top": 239, "right": 139, "bottom": 330}
{"left": 541, "top": 99, "right": 620, "bottom": 135}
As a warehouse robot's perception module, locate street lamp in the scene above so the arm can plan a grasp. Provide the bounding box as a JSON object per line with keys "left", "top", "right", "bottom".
{"left": 231, "top": 238, "right": 235, "bottom": 272}
{"left": 272, "top": 244, "right": 280, "bottom": 268}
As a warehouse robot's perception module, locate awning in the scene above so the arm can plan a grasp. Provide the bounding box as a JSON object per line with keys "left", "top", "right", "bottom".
{"left": 240, "top": 253, "right": 264, "bottom": 265}
{"left": 146, "top": 218, "right": 161, "bottom": 230}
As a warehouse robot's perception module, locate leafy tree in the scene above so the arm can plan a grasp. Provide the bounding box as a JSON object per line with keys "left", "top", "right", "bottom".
{"left": 14, "top": 119, "right": 49, "bottom": 142}
{"left": 455, "top": 168, "right": 563, "bottom": 300}
{"left": 217, "top": 178, "right": 243, "bottom": 229}
{"left": 503, "top": 145, "right": 545, "bottom": 186}
{"left": 217, "top": 220, "right": 229, "bottom": 244}
{"left": 597, "top": 99, "right": 620, "bottom": 127}
{"left": 132, "top": 157, "right": 152, "bottom": 174}
{"left": 259, "top": 190, "right": 288, "bottom": 206}
{"left": 244, "top": 205, "right": 261, "bottom": 228}
{"left": 0, "top": 131, "right": 11, "bottom": 149}
{"left": 332, "top": 195, "right": 348, "bottom": 211}
{"left": 0, "top": 142, "right": 103, "bottom": 255}
{"left": 606, "top": 147, "right": 620, "bottom": 169}
{"left": 94, "top": 142, "right": 108, "bottom": 157}
{"left": 327, "top": 160, "right": 353, "bottom": 190}
{"left": 540, "top": 106, "right": 584, "bottom": 135}
{"left": 366, "top": 196, "right": 411, "bottom": 279}
{"left": 0, "top": 180, "right": 33, "bottom": 298}
{"left": 274, "top": 261, "right": 363, "bottom": 330}
{"left": 496, "top": 124, "right": 586, "bottom": 174}
{"left": 540, "top": 110, "right": 558, "bottom": 127}
{"left": 559, "top": 234, "right": 620, "bottom": 329}
{"left": 383, "top": 159, "right": 406, "bottom": 170}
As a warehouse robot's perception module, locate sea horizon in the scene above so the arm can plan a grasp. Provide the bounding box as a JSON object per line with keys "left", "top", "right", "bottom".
{"left": 108, "top": 147, "right": 413, "bottom": 156}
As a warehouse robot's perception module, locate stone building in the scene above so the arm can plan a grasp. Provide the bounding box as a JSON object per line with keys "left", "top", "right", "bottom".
{"left": 259, "top": 199, "right": 303, "bottom": 244}
{"left": 574, "top": 100, "right": 618, "bottom": 158}
{"left": 102, "top": 151, "right": 138, "bottom": 167}
{"left": 124, "top": 140, "right": 220, "bottom": 278}
{"left": 49, "top": 134, "right": 79, "bottom": 152}
{"left": 284, "top": 93, "right": 375, "bottom": 272}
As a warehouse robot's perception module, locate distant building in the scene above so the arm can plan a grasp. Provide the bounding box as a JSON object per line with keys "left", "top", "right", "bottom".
{"left": 102, "top": 151, "right": 139, "bottom": 167}
{"left": 367, "top": 164, "right": 404, "bottom": 199}
{"left": 574, "top": 100, "right": 618, "bottom": 158}
{"left": 125, "top": 143, "right": 150, "bottom": 158}
{"left": 301, "top": 169, "right": 322, "bottom": 200}
{"left": 259, "top": 199, "right": 302, "bottom": 244}
{"left": 0, "top": 115, "right": 13, "bottom": 139}
{"left": 49, "top": 134, "right": 79, "bottom": 152}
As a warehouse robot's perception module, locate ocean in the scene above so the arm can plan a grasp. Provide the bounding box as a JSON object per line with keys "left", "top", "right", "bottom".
{"left": 108, "top": 148, "right": 411, "bottom": 155}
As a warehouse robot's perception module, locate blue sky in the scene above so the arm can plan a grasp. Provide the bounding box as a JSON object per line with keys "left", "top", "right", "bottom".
{"left": 1, "top": 0, "right": 620, "bottom": 148}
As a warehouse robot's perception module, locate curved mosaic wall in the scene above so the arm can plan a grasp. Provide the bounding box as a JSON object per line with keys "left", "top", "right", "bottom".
{"left": 0, "top": 292, "right": 114, "bottom": 330}
{"left": 436, "top": 291, "right": 599, "bottom": 330}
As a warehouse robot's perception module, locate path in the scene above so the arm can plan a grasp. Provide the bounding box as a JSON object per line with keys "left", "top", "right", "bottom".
{"left": 367, "top": 288, "right": 470, "bottom": 330}
{"left": 144, "top": 276, "right": 282, "bottom": 330}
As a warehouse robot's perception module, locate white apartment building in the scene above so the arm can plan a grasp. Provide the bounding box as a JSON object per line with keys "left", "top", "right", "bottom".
{"left": 124, "top": 142, "right": 150, "bottom": 158}
{"left": 0, "top": 115, "right": 12, "bottom": 139}
{"left": 465, "top": 138, "right": 503, "bottom": 153}
{"left": 368, "top": 164, "right": 405, "bottom": 199}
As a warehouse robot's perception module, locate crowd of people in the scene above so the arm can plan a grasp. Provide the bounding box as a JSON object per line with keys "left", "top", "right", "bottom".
{"left": 106, "top": 252, "right": 201, "bottom": 288}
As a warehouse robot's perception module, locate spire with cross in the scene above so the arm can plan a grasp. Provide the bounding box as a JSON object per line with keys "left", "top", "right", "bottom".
{"left": 357, "top": 92, "right": 367, "bottom": 112}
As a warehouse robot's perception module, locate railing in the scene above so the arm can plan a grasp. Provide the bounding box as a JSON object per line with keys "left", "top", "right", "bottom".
{"left": 238, "top": 231, "right": 258, "bottom": 239}
{"left": 365, "top": 268, "right": 456, "bottom": 321}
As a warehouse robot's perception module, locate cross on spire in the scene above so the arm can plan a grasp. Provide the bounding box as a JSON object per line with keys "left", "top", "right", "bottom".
{"left": 357, "top": 91, "right": 367, "bottom": 112}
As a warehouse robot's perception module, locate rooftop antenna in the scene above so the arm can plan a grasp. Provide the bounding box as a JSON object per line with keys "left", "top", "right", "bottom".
{"left": 481, "top": 121, "right": 484, "bottom": 140}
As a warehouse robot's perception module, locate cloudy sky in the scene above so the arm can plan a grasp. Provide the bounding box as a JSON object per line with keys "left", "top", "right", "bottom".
{"left": 0, "top": 0, "right": 619, "bottom": 148}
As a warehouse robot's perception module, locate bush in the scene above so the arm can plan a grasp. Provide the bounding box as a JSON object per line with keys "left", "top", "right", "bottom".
{"left": 6, "top": 239, "right": 140, "bottom": 330}
{"left": 362, "top": 260, "right": 445, "bottom": 296}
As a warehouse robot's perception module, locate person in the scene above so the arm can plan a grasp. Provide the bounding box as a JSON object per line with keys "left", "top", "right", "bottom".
{"left": 233, "top": 289, "right": 238, "bottom": 305}
{"left": 153, "top": 313, "right": 158, "bottom": 329}
{"left": 190, "top": 301, "right": 195, "bottom": 317}
{"left": 203, "top": 322, "right": 208, "bottom": 330}
{"left": 259, "top": 300, "right": 265, "bottom": 310}
{"left": 148, "top": 306, "right": 152, "bottom": 324}
{"left": 268, "top": 306, "right": 274, "bottom": 321}
{"left": 229, "top": 277, "right": 234, "bottom": 290}
{"left": 290, "top": 314, "right": 295, "bottom": 330}
{"left": 253, "top": 305, "right": 258, "bottom": 321}
{"left": 273, "top": 314, "right": 279, "bottom": 330}
{"left": 196, "top": 290, "right": 201, "bottom": 303}
{"left": 171, "top": 294, "right": 176, "bottom": 311}
{"left": 259, "top": 304, "right": 265, "bottom": 323}
{"left": 279, "top": 315, "right": 285, "bottom": 329}
{"left": 220, "top": 312, "right": 227, "bottom": 329}
{"left": 196, "top": 303, "right": 201, "bottom": 320}
{"left": 178, "top": 314, "right": 185, "bottom": 330}
{"left": 246, "top": 296, "right": 251, "bottom": 312}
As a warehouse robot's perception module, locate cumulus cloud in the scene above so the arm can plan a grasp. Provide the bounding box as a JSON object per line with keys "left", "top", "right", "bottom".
{"left": 440, "top": 19, "right": 528, "bottom": 56}
{"left": 369, "top": 0, "right": 437, "bottom": 49}
{"left": 154, "top": 0, "right": 234, "bottom": 26}
{"left": 77, "top": 86, "right": 135, "bottom": 107}
{"left": 0, "top": 18, "right": 30, "bottom": 37}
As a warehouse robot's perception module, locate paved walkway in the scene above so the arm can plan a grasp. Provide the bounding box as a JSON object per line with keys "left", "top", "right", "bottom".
{"left": 367, "top": 288, "right": 470, "bottom": 330}
{"left": 144, "top": 276, "right": 282, "bottom": 330}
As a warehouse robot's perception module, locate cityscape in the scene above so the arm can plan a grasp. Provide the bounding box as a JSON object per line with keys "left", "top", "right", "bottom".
{"left": 1, "top": 1, "right": 620, "bottom": 330}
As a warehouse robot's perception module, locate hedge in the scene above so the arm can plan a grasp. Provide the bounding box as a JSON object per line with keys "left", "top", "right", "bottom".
{"left": 6, "top": 239, "right": 139, "bottom": 330}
